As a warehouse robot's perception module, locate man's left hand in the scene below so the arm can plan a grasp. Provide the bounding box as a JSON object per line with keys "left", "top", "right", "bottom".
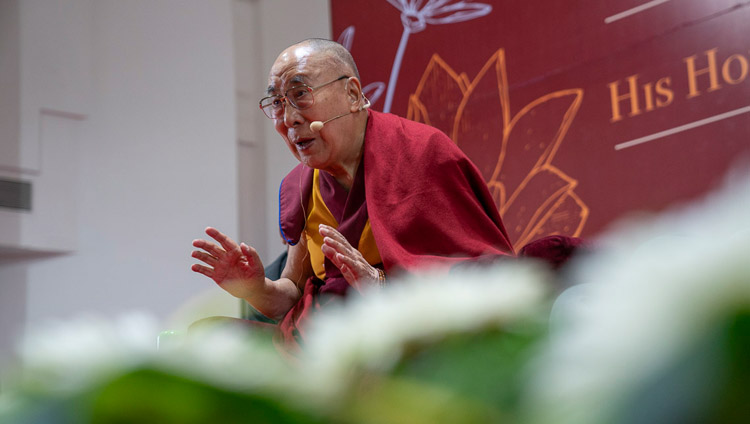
{"left": 319, "top": 224, "right": 379, "bottom": 291}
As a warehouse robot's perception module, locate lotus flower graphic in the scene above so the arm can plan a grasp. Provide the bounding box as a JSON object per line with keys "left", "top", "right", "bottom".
{"left": 407, "top": 49, "right": 589, "bottom": 248}
{"left": 383, "top": 0, "right": 493, "bottom": 113}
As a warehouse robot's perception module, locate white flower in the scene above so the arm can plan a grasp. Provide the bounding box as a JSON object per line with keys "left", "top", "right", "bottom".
{"left": 301, "top": 261, "right": 552, "bottom": 397}
{"left": 154, "top": 323, "right": 309, "bottom": 401}
{"left": 524, "top": 167, "right": 750, "bottom": 424}
{"left": 17, "top": 312, "right": 158, "bottom": 393}
{"left": 9, "top": 312, "right": 312, "bottom": 406}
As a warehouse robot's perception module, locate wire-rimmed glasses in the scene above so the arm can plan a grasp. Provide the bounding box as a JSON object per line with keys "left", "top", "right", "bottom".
{"left": 259, "top": 75, "right": 349, "bottom": 119}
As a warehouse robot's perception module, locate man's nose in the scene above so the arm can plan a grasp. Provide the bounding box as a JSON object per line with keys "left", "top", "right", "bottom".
{"left": 283, "top": 101, "right": 303, "bottom": 128}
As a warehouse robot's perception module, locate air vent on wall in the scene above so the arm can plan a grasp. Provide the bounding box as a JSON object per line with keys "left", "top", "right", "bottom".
{"left": 0, "top": 178, "right": 32, "bottom": 211}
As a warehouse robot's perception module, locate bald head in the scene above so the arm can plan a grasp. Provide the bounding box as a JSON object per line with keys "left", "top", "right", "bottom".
{"left": 267, "top": 38, "right": 369, "bottom": 183}
{"left": 292, "top": 38, "right": 360, "bottom": 80}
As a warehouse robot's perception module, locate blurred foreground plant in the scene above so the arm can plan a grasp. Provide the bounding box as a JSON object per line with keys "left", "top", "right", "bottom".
{"left": 1, "top": 170, "right": 749, "bottom": 423}
{"left": 0, "top": 263, "right": 554, "bottom": 424}
{"left": 524, "top": 168, "right": 750, "bottom": 424}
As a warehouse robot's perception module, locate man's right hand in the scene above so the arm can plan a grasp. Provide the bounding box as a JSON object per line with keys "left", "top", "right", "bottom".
{"left": 191, "top": 227, "right": 265, "bottom": 300}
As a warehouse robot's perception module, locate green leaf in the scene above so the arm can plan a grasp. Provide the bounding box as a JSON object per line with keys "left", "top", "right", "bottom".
{"left": 87, "top": 368, "right": 325, "bottom": 424}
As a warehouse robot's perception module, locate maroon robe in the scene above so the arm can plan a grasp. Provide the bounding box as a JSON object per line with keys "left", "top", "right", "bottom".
{"left": 276, "top": 110, "right": 514, "bottom": 348}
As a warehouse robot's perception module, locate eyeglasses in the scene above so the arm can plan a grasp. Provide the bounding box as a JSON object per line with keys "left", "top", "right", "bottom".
{"left": 259, "top": 75, "right": 349, "bottom": 119}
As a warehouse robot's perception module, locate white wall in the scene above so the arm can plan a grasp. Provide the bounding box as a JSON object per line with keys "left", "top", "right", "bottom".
{"left": 236, "top": 0, "right": 332, "bottom": 262}
{"left": 0, "top": 0, "right": 20, "bottom": 163}
{"left": 0, "top": 0, "right": 238, "bottom": 377}
{"left": 0, "top": 0, "right": 331, "bottom": 386}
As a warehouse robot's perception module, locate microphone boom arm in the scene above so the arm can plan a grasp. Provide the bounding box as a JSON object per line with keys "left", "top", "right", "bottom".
{"left": 310, "top": 96, "right": 371, "bottom": 132}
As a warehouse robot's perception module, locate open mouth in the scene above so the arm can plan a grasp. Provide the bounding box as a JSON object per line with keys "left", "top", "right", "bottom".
{"left": 295, "top": 137, "right": 315, "bottom": 151}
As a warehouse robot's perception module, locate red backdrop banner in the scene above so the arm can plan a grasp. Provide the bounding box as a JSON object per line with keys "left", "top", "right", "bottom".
{"left": 330, "top": 0, "right": 750, "bottom": 246}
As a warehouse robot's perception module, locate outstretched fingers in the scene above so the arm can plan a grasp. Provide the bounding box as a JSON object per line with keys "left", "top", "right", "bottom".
{"left": 319, "top": 224, "right": 348, "bottom": 245}
{"left": 193, "top": 227, "right": 245, "bottom": 265}
{"left": 192, "top": 238, "right": 225, "bottom": 258}
{"left": 316, "top": 224, "right": 379, "bottom": 289}
{"left": 320, "top": 226, "right": 354, "bottom": 257}
{"left": 191, "top": 250, "right": 218, "bottom": 266}
{"left": 321, "top": 238, "right": 356, "bottom": 272}
{"left": 205, "top": 227, "right": 240, "bottom": 252}
{"left": 191, "top": 263, "right": 214, "bottom": 278}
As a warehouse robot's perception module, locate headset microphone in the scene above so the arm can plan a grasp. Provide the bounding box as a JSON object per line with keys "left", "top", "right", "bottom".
{"left": 310, "top": 97, "right": 371, "bottom": 132}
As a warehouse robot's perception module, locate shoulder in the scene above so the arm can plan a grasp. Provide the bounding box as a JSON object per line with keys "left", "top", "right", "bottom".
{"left": 282, "top": 162, "right": 309, "bottom": 182}
{"left": 366, "top": 110, "right": 465, "bottom": 164}
{"left": 369, "top": 110, "right": 450, "bottom": 142}
{"left": 278, "top": 164, "right": 313, "bottom": 246}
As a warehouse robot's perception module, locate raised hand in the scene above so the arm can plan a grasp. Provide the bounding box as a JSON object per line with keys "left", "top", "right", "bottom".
{"left": 191, "top": 227, "right": 265, "bottom": 299}
{"left": 319, "top": 224, "right": 380, "bottom": 291}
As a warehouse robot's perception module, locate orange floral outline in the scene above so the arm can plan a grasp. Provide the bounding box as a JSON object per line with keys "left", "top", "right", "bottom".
{"left": 408, "top": 49, "right": 589, "bottom": 247}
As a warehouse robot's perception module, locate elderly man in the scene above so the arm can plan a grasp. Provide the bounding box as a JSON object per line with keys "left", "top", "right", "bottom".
{"left": 191, "top": 38, "right": 513, "bottom": 347}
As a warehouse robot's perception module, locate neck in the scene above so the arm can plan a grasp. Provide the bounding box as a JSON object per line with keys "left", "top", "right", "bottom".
{"left": 325, "top": 112, "right": 368, "bottom": 190}
{"left": 327, "top": 141, "right": 362, "bottom": 190}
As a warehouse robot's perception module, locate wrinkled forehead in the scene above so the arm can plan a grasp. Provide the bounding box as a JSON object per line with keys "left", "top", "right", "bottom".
{"left": 266, "top": 45, "right": 331, "bottom": 94}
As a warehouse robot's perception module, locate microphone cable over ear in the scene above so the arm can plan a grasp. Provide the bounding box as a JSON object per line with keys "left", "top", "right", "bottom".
{"left": 310, "top": 95, "right": 372, "bottom": 132}
{"left": 360, "top": 95, "right": 371, "bottom": 111}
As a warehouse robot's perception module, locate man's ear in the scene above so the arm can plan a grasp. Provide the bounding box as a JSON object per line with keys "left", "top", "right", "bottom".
{"left": 345, "top": 77, "right": 363, "bottom": 112}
